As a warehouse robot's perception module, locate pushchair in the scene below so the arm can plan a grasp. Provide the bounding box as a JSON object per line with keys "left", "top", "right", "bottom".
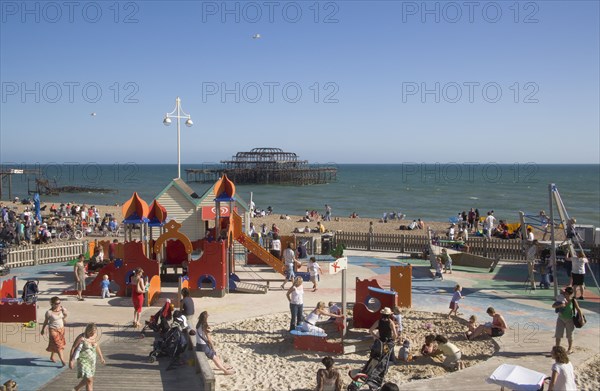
{"left": 22, "top": 280, "right": 39, "bottom": 304}
{"left": 141, "top": 299, "right": 174, "bottom": 338}
{"left": 148, "top": 310, "right": 190, "bottom": 370}
{"left": 347, "top": 339, "right": 394, "bottom": 391}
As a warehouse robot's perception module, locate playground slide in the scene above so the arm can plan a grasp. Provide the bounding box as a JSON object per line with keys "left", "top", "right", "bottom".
{"left": 232, "top": 212, "right": 286, "bottom": 275}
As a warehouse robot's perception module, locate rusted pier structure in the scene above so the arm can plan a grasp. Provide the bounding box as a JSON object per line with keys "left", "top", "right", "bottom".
{"left": 186, "top": 148, "right": 337, "bottom": 185}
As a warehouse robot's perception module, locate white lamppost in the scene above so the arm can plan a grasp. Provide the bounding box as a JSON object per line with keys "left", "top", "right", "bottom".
{"left": 163, "top": 97, "right": 193, "bottom": 179}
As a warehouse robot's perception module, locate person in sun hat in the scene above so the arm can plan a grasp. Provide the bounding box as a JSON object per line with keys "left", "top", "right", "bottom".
{"left": 369, "top": 307, "right": 398, "bottom": 362}
{"left": 369, "top": 307, "right": 398, "bottom": 343}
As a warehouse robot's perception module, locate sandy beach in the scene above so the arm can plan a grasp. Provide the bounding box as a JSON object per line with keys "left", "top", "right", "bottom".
{"left": 9, "top": 201, "right": 563, "bottom": 242}
{"left": 212, "top": 311, "right": 496, "bottom": 391}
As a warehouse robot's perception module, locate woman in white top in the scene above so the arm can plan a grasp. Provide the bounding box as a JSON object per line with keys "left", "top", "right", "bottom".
{"left": 548, "top": 345, "right": 576, "bottom": 391}
{"left": 300, "top": 301, "right": 343, "bottom": 334}
{"left": 286, "top": 276, "right": 304, "bottom": 331}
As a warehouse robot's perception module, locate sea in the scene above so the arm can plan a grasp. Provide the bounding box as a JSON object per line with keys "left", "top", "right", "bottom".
{"left": 1, "top": 164, "right": 599, "bottom": 227}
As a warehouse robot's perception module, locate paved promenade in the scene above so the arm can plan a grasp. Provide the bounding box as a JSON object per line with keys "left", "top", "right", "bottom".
{"left": 0, "top": 250, "right": 598, "bottom": 390}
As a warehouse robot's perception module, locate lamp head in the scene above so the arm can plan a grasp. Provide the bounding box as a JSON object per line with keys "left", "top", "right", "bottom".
{"left": 163, "top": 117, "right": 172, "bottom": 126}
{"left": 185, "top": 119, "right": 193, "bottom": 127}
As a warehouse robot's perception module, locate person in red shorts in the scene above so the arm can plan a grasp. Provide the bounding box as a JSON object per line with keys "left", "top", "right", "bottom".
{"left": 131, "top": 268, "right": 145, "bottom": 327}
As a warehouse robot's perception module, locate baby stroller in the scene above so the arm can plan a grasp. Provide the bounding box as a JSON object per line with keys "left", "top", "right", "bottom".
{"left": 347, "top": 339, "right": 394, "bottom": 391}
{"left": 22, "top": 280, "right": 39, "bottom": 304}
{"left": 148, "top": 310, "right": 189, "bottom": 370}
{"left": 141, "top": 299, "right": 174, "bottom": 338}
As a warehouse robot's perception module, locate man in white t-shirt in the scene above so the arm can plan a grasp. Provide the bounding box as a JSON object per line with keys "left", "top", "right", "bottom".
{"left": 281, "top": 242, "right": 297, "bottom": 289}
{"left": 484, "top": 212, "right": 496, "bottom": 239}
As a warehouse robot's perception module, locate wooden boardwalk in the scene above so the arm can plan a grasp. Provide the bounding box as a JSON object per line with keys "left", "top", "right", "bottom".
{"left": 41, "top": 310, "right": 203, "bottom": 391}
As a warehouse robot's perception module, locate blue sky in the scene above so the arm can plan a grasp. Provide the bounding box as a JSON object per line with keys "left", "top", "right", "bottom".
{"left": 1, "top": 0, "right": 599, "bottom": 164}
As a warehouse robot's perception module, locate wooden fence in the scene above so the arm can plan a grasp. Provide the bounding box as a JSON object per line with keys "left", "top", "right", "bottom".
{"left": 333, "top": 232, "right": 600, "bottom": 262}
{"left": 5, "top": 241, "right": 85, "bottom": 268}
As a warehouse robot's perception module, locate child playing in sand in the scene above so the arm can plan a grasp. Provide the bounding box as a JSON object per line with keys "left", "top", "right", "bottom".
{"left": 392, "top": 306, "right": 403, "bottom": 341}
{"left": 465, "top": 315, "right": 478, "bottom": 339}
{"left": 420, "top": 334, "right": 436, "bottom": 356}
{"left": 309, "top": 257, "right": 322, "bottom": 292}
{"left": 100, "top": 275, "right": 110, "bottom": 298}
{"left": 398, "top": 339, "right": 412, "bottom": 362}
{"left": 434, "top": 335, "right": 464, "bottom": 371}
{"left": 448, "top": 285, "right": 463, "bottom": 318}
{"left": 432, "top": 256, "right": 444, "bottom": 280}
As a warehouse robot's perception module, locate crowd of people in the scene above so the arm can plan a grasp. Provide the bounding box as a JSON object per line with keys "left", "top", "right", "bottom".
{"left": 0, "top": 202, "right": 119, "bottom": 246}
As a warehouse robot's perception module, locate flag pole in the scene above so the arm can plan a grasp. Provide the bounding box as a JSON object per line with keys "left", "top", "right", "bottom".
{"left": 342, "top": 268, "right": 347, "bottom": 338}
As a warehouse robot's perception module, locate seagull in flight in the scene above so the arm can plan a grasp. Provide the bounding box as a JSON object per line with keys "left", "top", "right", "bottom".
{"left": 90, "top": 112, "right": 97, "bottom": 116}
{"left": 252, "top": 34, "right": 261, "bottom": 39}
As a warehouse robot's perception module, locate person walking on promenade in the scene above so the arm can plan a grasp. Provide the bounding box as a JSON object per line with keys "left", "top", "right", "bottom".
{"left": 40, "top": 296, "right": 68, "bottom": 366}
{"left": 448, "top": 285, "right": 463, "bottom": 318}
{"left": 69, "top": 323, "right": 105, "bottom": 391}
{"left": 281, "top": 242, "right": 298, "bottom": 289}
{"left": 309, "top": 257, "right": 322, "bottom": 292}
{"left": 552, "top": 286, "right": 581, "bottom": 354}
{"left": 74, "top": 254, "right": 86, "bottom": 301}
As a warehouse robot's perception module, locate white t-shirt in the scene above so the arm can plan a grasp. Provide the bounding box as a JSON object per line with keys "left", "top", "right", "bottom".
{"left": 290, "top": 285, "right": 304, "bottom": 305}
{"left": 283, "top": 248, "right": 295, "bottom": 265}
{"left": 571, "top": 257, "right": 587, "bottom": 275}
{"left": 484, "top": 215, "right": 496, "bottom": 229}
{"left": 272, "top": 239, "right": 281, "bottom": 252}
{"left": 309, "top": 261, "right": 321, "bottom": 276}
{"left": 551, "top": 362, "right": 577, "bottom": 391}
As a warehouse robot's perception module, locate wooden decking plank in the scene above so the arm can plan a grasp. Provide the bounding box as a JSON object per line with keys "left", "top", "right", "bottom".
{"left": 40, "top": 309, "right": 204, "bottom": 391}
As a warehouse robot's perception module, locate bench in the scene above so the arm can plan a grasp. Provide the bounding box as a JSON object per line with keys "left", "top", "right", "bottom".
{"left": 185, "top": 332, "right": 215, "bottom": 391}
{"left": 239, "top": 278, "right": 286, "bottom": 289}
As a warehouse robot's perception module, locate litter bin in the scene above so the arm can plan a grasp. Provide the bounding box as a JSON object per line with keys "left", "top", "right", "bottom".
{"left": 321, "top": 235, "right": 332, "bottom": 255}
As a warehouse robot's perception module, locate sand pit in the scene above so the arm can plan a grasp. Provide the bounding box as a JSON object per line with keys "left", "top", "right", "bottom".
{"left": 209, "top": 310, "right": 497, "bottom": 390}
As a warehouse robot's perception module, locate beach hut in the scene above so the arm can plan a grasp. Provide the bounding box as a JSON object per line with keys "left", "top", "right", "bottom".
{"left": 154, "top": 178, "right": 249, "bottom": 243}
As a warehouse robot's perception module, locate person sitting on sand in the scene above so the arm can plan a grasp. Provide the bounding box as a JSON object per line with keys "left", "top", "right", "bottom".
{"left": 465, "top": 315, "right": 479, "bottom": 339}
{"left": 417, "top": 219, "right": 425, "bottom": 229}
{"left": 420, "top": 334, "right": 436, "bottom": 357}
{"left": 316, "top": 356, "right": 342, "bottom": 391}
{"left": 316, "top": 221, "right": 326, "bottom": 233}
{"left": 408, "top": 220, "right": 417, "bottom": 230}
{"left": 300, "top": 302, "right": 344, "bottom": 334}
{"left": 467, "top": 307, "right": 507, "bottom": 340}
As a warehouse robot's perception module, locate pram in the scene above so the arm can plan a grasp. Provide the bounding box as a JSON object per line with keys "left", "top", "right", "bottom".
{"left": 148, "top": 310, "right": 190, "bottom": 370}
{"left": 347, "top": 339, "right": 394, "bottom": 391}
{"left": 141, "top": 299, "right": 174, "bottom": 338}
{"left": 22, "top": 280, "right": 39, "bottom": 304}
